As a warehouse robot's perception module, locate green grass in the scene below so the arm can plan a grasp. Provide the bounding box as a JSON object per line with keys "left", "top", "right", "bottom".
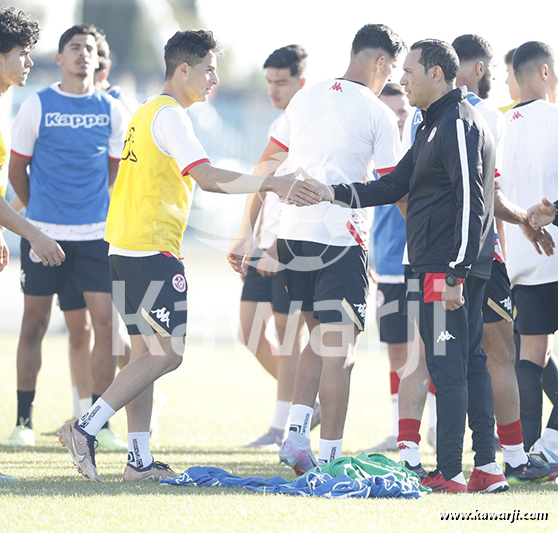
{"left": 1, "top": 334, "right": 557, "bottom": 532}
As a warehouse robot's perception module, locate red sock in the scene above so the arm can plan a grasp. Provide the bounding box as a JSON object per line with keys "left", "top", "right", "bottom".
{"left": 390, "top": 372, "right": 400, "bottom": 395}
{"left": 398, "top": 418, "right": 421, "bottom": 444}
{"left": 428, "top": 380, "right": 436, "bottom": 395}
{"left": 497, "top": 420, "right": 524, "bottom": 447}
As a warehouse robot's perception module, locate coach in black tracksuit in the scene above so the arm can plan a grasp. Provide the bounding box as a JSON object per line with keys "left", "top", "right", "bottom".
{"left": 332, "top": 40, "right": 496, "bottom": 484}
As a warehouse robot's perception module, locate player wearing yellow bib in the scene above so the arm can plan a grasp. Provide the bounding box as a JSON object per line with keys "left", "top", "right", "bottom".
{"left": 57, "top": 30, "right": 321, "bottom": 483}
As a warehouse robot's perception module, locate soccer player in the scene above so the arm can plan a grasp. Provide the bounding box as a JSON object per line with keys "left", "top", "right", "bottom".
{"left": 500, "top": 48, "right": 520, "bottom": 114}
{"left": 256, "top": 23, "right": 404, "bottom": 473}
{"left": 365, "top": 82, "right": 413, "bottom": 453}
{"left": 315, "top": 40, "right": 508, "bottom": 493}
{"left": 501, "top": 41, "right": 558, "bottom": 463}
{"left": 3, "top": 24, "right": 127, "bottom": 448}
{"left": 227, "top": 45, "right": 317, "bottom": 448}
{"left": 0, "top": 6, "right": 66, "bottom": 482}
{"left": 57, "top": 29, "right": 320, "bottom": 483}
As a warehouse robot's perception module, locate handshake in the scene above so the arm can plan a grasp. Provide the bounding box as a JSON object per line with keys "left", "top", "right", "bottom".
{"left": 268, "top": 168, "right": 334, "bottom": 206}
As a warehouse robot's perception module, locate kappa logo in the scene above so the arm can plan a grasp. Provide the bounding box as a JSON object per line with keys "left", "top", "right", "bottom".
{"left": 354, "top": 302, "right": 367, "bottom": 318}
{"left": 436, "top": 331, "right": 456, "bottom": 342}
{"left": 172, "top": 273, "right": 186, "bottom": 293}
{"left": 500, "top": 296, "right": 512, "bottom": 313}
{"left": 428, "top": 127, "right": 437, "bottom": 142}
{"left": 29, "top": 248, "right": 42, "bottom": 264}
{"left": 398, "top": 443, "right": 410, "bottom": 450}
{"left": 151, "top": 307, "right": 171, "bottom": 327}
{"left": 122, "top": 127, "right": 137, "bottom": 162}
{"left": 329, "top": 82, "right": 343, "bottom": 93}
{"left": 45, "top": 112, "right": 109, "bottom": 129}
{"left": 511, "top": 111, "right": 524, "bottom": 121}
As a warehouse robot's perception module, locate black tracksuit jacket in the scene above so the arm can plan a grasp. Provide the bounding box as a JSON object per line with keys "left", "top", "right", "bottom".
{"left": 333, "top": 87, "right": 494, "bottom": 280}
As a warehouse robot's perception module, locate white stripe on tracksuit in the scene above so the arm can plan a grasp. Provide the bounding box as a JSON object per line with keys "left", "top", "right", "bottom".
{"left": 449, "top": 119, "right": 471, "bottom": 270}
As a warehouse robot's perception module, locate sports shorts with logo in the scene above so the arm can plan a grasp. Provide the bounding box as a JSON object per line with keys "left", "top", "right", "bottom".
{"left": 512, "top": 281, "right": 558, "bottom": 335}
{"left": 20, "top": 238, "right": 110, "bottom": 301}
{"left": 376, "top": 282, "right": 414, "bottom": 343}
{"left": 482, "top": 260, "right": 513, "bottom": 324}
{"left": 241, "top": 248, "right": 293, "bottom": 315}
{"left": 276, "top": 239, "right": 368, "bottom": 330}
{"left": 109, "top": 253, "right": 187, "bottom": 337}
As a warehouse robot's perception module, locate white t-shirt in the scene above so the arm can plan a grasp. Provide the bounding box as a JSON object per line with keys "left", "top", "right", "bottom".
{"left": 257, "top": 116, "right": 282, "bottom": 250}
{"left": 502, "top": 100, "right": 558, "bottom": 286}
{"left": 109, "top": 96, "right": 207, "bottom": 257}
{"left": 11, "top": 83, "right": 127, "bottom": 241}
{"left": 273, "top": 79, "right": 402, "bottom": 247}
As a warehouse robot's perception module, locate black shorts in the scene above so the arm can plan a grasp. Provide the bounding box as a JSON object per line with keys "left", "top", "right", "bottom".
{"left": 276, "top": 239, "right": 368, "bottom": 330}
{"left": 482, "top": 260, "right": 513, "bottom": 324}
{"left": 20, "top": 238, "right": 110, "bottom": 302}
{"left": 240, "top": 249, "right": 293, "bottom": 315}
{"left": 512, "top": 281, "right": 558, "bottom": 335}
{"left": 109, "top": 253, "right": 187, "bottom": 337}
{"left": 376, "top": 282, "right": 414, "bottom": 344}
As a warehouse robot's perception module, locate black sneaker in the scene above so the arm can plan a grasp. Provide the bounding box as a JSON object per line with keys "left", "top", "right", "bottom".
{"left": 505, "top": 453, "right": 558, "bottom": 485}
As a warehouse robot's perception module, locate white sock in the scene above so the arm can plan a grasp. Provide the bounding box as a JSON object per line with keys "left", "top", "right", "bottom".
{"left": 78, "top": 398, "right": 115, "bottom": 437}
{"left": 78, "top": 397, "right": 92, "bottom": 418}
{"left": 427, "top": 392, "right": 437, "bottom": 429}
{"left": 398, "top": 440, "right": 421, "bottom": 467}
{"left": 318, "top": 438, "right": 343, "bottom": 464}
{"left": 288, "top": 404, "right": 313, "bottom": 439}
{"left": 270, "top": 401, "right": 291, "bottom": 434}
{"left": 501, "top": 443, "right": 528, "bottom": 468}
{"left": 391, "top": 394, "right": 399, "bottom": 437}
{"left": 72, "top": 386, "right": 80, "bottom": 419}
{"left": 476, "top": 462, "right": 503, "bottom": 475}
{"left": 542, "top": 428, "right": 558, "bottom": 448}
{"left": 450, "top": 472, "right": 466, "bottom": 485}
{"left": 127, "top": 432, "right": 152, "bottom": 469}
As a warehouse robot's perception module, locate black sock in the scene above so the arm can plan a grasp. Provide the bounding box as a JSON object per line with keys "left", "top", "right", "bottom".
{"left": 16, "top": 390, "right": 35, "bottom": 429}
{"left": 517, "top": 360, "right": 544, "bottom": 451}
{"left": 92, "top": 394, "right": 109, "bottom": 430}
{"left": 547, "top": 388, "right": 558, "bottom": 431}
{"left": 543, "top": 354, "right": 558, "bottom": 406}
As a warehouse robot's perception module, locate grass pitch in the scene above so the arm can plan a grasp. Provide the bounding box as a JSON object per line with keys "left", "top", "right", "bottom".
{"left": 0, "top": 334, "right": 556, "bottom": 532}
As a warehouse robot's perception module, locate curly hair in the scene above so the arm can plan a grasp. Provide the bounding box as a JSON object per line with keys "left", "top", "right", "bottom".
{"left": 0, "top": 6, "right": 40, "bottom": 54}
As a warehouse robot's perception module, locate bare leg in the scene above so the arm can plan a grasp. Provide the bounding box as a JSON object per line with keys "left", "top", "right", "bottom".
{"left": 483, "top": 320, "right": 519, "bottom": 425}
{"left": 239, "top": 301, "right": 277, "bottom": 378}
{"left": 83, "top": 292, "right": 117, "bottom": 396}
{"left": 125, "top": 335, "right": 154, "bottom": 433}
{"left": 64, "top": 308, "right": 92, "bottom": 401}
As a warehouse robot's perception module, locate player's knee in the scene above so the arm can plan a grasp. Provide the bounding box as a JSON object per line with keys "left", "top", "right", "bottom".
{"left": 68, "top": 324, "right": 92, "bottom": 350}
{"left": 21, "top": 312, "right": 50, "bottom": 343}
{"left": 163, "top": 352, "right": 183, "bottom": 372}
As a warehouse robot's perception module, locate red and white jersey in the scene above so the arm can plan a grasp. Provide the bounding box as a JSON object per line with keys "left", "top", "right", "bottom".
{"left": 272, "top": 78, "right": 402, "bottom": 247}
{"left": 502, "top": 100, "right": 558, "bottom": 286}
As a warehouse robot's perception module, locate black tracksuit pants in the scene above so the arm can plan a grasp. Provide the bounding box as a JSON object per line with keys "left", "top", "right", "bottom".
{"left": 417, "top": 274, "right": 496, "bottom": 480}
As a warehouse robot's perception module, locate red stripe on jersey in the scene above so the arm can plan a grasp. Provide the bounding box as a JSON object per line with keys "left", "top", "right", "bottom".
{"left": 109, "top": 156, "right": 121, "bottom": 162}
{"left": 182, "top": 158, "right": 210, "bottom": 176}
{"left": 376, "top": 166, "right": 395, "bottom": 174}
{"left": 494, "top": 251, "right": 504, "bottom": 264}
{"left": 11, "top": 149, "right": 32, "bottom": 159}
{"left": 346, "top": 221, "right": 368, "bottom": 251}
{"left": 159, "top": 251, "right": 174, "bottom": 257}
{"left": 495, "top": 169, "right": 501, "bottom": 178}
{"left": 270, "top": 136, "right": 289, "bottom": 151}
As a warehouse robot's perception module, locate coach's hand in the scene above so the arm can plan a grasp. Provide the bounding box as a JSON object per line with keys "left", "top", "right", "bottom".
{"left": 29, "top": 229, "right": 66, "bottom": 267}
{"left": 270, "top": 169, "right": 322, "bottom": 206}
{"left": 520, "top": 219, "right": 555, "bottom": 257}
{"left": 442, "top": 283, "right": 465, "bottom": 311}
{"left": 528, "top": 198, "right": 557, "bottom": 231}
{"left": 0, "top": 232, "right": 9, "bottom": 272}
{"left": 299, "top": 172, "right": 334, "bottom": 203}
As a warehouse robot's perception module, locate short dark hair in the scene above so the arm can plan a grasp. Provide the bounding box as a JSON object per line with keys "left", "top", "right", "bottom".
{"left": 351, "top": 24, "right": 404, "bottom": 58}
{"left": 504, "top": 48, "right": 516, "bottom": 65}
{"left": 452, "top": 34, "right": 492, "bottom": 63}
{"left": 263, "top": 44, "right": 308, "bottom": 78}
{"left": 513, "top": 41, "right": 554, "bottom": 80}
{"left": 58, "top": 24, "right": 100, "bottom": 54}
{"left": 0, "top": 7, "right": 40, "bottom": 54}
{"left": 380, "top": 82, "right": 405, "bottom": 97}
{"left": 164, "top": 30, "right": 219, "bottom": 79}
{"left": 96, "top": 32, "right": 110, "bottom": 72}
{"left": 410, "top": 39, "right": 459, "bottom": 83}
